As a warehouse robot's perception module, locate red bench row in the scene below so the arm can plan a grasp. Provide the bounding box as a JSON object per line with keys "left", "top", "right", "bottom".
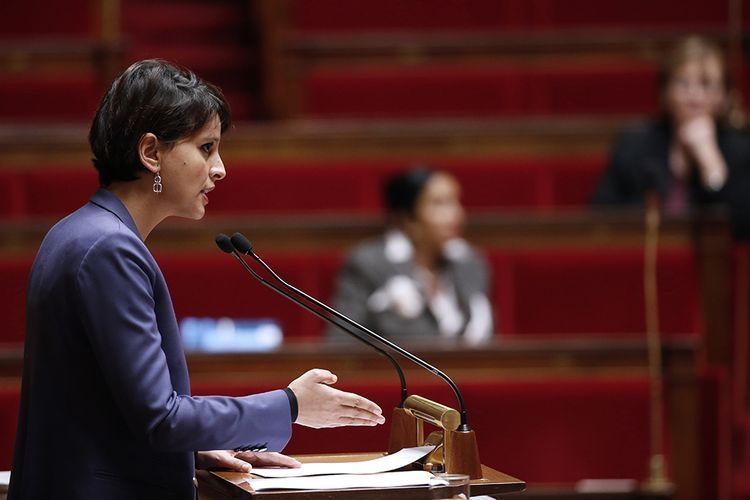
{"left": 0, "top": 373, "right": 726, "bottom": 498}
{"left": 0, "top": 72, "right": 101, "bottom": 123}
{"left": 0, "top": 157, "right": 604, "bottom": 218}
{"left": 0, "top": 246, "right": 701, "bottom": 345}
{"left": 3, "top": 0, "right": 737, "bottom": 41}
{"left": 0, "top": 62, "right": 663, "bottom": 121}
{"left": 191, "top": 377, "right": 661, "bottom": 484}
{"left": 1, "top": 0, "right": 93, "bottom": 38}
{"left": 302, "top": 62, "right": 659, "bottom": 119}
{"left": 287, "top": 0, "right": 735, "bottom": 33}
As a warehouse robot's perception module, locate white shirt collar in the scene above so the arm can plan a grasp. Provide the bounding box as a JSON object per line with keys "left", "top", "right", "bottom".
{"left": 384, "top": 229, "right": 471, "bottom": 264}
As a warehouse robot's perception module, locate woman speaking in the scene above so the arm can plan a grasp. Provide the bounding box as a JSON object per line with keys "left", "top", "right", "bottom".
{"left": 9, "top": 59, "right": 384, "bottom": 499}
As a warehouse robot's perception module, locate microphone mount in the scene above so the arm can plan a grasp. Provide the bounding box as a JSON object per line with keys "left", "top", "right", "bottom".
{"left": 215, "top": 234, "right": 408, "bottom": 404}
{"left": 228, "top": 232, "right": 470, "bottom": 431}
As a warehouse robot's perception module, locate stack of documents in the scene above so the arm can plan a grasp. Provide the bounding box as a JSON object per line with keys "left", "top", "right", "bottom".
{"left": 248, "top": 445, "right": 442, "bottom": 491}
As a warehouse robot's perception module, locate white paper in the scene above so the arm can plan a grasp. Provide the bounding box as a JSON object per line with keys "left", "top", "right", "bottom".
{"left": 251, "top": 445, "right": 435, "bottom": 478}
{"left": 248, "top": 470, "right": 446, "bottom": 491}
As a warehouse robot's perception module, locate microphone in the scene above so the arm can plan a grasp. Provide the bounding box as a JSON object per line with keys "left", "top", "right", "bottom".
{"left": 214, "top": 233, "right": 408, "bottom": 403}
{"left": 227, "top": 232, "right": 471, "bottom": 431}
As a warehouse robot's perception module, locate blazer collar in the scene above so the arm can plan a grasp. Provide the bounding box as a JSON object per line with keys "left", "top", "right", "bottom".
{"left": 384, "top": 229, "right": 471, "bottom": 264}
{"left": 89, "top": 187, "right": 142, "bottom": 240}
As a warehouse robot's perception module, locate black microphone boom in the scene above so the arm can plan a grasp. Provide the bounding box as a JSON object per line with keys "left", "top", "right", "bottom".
{"left": 214, "top": 233, "right": 408, "bottom": 403}
{"left": 228, "top": 232, "right": 471, "bottom": 431}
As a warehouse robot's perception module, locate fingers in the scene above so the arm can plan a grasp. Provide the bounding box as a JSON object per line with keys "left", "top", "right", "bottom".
{"left": 290, "top": 369, "right": 386, "bottom": 429}
{"left": 304, "top": 368, "right": 337, "bottom": 385}
{"left": 317, "top": 390, "right": 384, "bottom": 428}
{"left": 289, "top": 368, "right": 337, "bottom": 393}
{"left": 223, "top": 456, "right": 253, "bottom": 473}
{"left": 338, "top": 406, "right": 385, "bottom": 426}
{"left": 235, "top": 451, "right": 301, "bottom": 469}
{"left": 197, "top": 450, "right": 253, "bottom": 473}
{"left": 341, "top": 392, "right": 383, "bottom": 417}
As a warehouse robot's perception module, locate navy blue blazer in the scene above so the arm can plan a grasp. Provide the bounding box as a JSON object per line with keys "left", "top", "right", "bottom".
{"left": 9, "top": 189, "right": 292, "bottom": 499}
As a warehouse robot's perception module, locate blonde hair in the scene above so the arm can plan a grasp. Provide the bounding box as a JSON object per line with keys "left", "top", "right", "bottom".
{"left": 659, "top": 36, "right": 743, "bottom": 126}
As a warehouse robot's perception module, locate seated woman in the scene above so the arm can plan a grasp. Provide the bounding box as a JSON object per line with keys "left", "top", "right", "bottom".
{"left": 328, "top": 167, "right": 494, "bottom": 344}
{"left": 591, "top": 36, "right": 750, "bottom": 238}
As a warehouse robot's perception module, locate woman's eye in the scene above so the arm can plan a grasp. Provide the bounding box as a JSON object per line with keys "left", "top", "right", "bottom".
{"left": 201, "top": 143, "right": 213, "bottom": 153}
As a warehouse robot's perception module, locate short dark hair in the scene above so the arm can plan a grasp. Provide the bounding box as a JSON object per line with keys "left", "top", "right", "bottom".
{"left": 383, "top": 167, "right": 436, "bottom": 216}
{"left": 89, "top": 59, "right": 231, "bottom": 186}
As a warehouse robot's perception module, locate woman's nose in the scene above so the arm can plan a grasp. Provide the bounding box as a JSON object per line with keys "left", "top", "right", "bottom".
{"left": 211, "top": 155, "right": 226, "bottom": 181}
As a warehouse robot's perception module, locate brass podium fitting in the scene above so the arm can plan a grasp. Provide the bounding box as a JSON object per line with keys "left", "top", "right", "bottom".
{"left": 403, "top": 395, "right": 461, "bottom": 431}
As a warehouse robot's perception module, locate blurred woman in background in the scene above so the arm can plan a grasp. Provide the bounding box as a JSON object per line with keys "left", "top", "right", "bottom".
{"left": 591, "top": 36, "right": 750, "bottom": 238}
{"left": 328, "top": 167, "right": 493, "bottom": 344}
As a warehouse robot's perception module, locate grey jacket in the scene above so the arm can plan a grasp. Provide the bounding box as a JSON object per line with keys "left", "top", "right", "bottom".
{"left": 327, "top": 231, "right": 493, "bottom": 343}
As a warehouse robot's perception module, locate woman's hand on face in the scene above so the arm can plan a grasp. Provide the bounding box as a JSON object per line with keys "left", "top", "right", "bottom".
{"left": 677, "top": 115, "right": 716, "bottom": 151}
{"left": 288, "top": 369, "right": 386, "bottom": 429}
{"left": 677, "top": 115, "right": 728, "bottom": 190}
{"left": 196, "top": 450, "right": 301, "bottom": 472}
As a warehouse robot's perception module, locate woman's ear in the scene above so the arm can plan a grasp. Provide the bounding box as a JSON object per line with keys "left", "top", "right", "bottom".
{"left": 138, "top": 133, "right": 161, "bottom": 174}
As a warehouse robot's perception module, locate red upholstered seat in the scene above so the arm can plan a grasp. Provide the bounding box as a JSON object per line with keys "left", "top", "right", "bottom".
{"left": 1, "top": 0, "right": 93, "bottom": 38}
{"left": 0, "top": 257, "right": 33, "bottom": 345}
{"left": 0, "top": 73, "right": 100, "bottom": 122}
{"left": 209, "top": 162, "right": 391, "bottom": 215}
{"left": 156, "top": 251, "right": 335, "bottom": 339}
{"left": 193, "top": 371, "right": 725, "bottom": 496}
{"left": 491, "top": 246, "right": 701, "bottom": 336}
{"left": 0, "top": 157, "right": 606, "bottom": 218}
{"left": 192, "top": 377, "right": 654, "bottom": 483}
{"left": 442, "top": 156, "right": 603, "bottom": 210}
{"left": 23, "top": 168, "right": 98, "bottom": 217}
{"left": 0, "top": 171, "right": 26, "bottom": 217}
{"left": 287, "top": 0, "right": 730, "bottom": 33}
{"left": 0, "top": 384, "right": 20, "bottom": 470}
{"left": 302, "top": 62, "right": 657, "bottom": 119}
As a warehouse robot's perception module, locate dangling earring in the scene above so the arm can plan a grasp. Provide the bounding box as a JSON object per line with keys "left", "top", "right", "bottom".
{"left": 153, "top": 171, "right": 163, "bottom": 193}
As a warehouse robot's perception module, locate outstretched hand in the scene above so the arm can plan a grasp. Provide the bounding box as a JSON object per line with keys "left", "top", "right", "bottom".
{"left": 196, "top": 450, "right": 301, "bottom": 472}
{"left": 288, "top": 368, "right": 386, "bottom": 429}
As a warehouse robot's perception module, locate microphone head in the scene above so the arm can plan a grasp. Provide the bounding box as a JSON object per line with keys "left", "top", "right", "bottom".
{"left": 230, "top": 233, "right": 254, "bottom": 254}
{"left": 215, "top": 233, "right": 235, "bottom": 254}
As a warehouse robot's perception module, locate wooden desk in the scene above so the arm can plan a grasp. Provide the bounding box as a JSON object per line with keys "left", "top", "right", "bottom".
{"left": 197, "top": 452, "right": 525, "bottom": 499}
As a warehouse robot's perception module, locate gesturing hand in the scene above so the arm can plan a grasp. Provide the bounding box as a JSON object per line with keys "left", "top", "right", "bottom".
{"left": 196, "top": 450, "right": 301, "bottom": 473}
{"left": 288, "top": 369, "right": 386, "bottom": 429}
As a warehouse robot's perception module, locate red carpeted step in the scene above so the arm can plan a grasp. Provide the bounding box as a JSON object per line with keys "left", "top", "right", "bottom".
{"left": 302, "top": 61, "right": 658, "bottom": 118}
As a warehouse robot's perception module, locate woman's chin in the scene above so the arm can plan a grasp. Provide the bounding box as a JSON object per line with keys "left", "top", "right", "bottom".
{"left": 175, "top": 206, "right": 206, "bottom": 221}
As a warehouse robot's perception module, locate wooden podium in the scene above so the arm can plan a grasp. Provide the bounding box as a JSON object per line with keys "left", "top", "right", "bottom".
{"left": 197, "top": 452, "right": 526, "bottom": 499}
